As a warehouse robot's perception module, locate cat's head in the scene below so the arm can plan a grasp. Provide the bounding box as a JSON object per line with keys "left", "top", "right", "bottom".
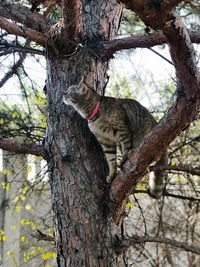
{"left": 63, "top": 83, "right": 94, "bottom": 109}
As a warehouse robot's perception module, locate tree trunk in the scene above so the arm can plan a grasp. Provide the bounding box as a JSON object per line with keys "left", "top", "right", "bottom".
{"left": 45, "top": 57, "right": 126, "bottom": 267}
{"left": 45, "top": 1, "right": 126, "bottom": 266}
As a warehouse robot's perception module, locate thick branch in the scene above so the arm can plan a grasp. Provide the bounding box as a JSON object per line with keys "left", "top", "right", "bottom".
{"left": 97, "top": 30, "right": 200, "bottom": 60}
{"left": 117, "top": 0, "right": 183, "bottom": 28}
{"left": 109, "top": 13, "right": 200, "bottom": 223}
{"left": 119, "top": 235, "right": 200, "bottom": 255}
{"left": 0, "top": 1, "right": 50, "bottom": 33}
{"left": 0, "top": 137, "right": 44, "bottom": 157}
{"left": 162, "top": 16, "right": 198, "bottom": 97}
{"left": 0, "top": 17, "right": 47, "bottom": 45}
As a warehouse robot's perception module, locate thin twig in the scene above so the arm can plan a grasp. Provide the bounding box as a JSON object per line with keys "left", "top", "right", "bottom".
{"left": 119, "top": 235, "right": 200, "bottom": 255}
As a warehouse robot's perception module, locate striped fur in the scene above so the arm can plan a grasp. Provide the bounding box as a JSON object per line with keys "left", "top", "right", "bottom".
{"left": 63, "top": 82, "right": 167, "bottom": 198}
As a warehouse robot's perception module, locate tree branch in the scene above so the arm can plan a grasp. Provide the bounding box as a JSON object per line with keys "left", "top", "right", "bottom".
{"left": 0, "top": 42, "right": 45, "bottom": 56}
{"left": 150, "top": 164, "right": 200, "bottom": 176}
{"left": 109, "top": 5, "right": 200, "bottom": 224}
{"left": 63, "top": 0, "right": 83, "bottom": 43}
{"left": 0, "top": 17, "right": 47, "bottom": 45}
{"left": 97, "top": 30, "right": 200, "bottom": 60}
{"left": 119, "top": 235, "right": 200, "bottom": 255}
{"left": 0, "top": 53, "right": 26, "bottom": 88}
{"left": 117, "top": 0, "right": 183, "bottom": 28}
{"left": 0, "top": 1, "right": 50, "bottom": 33}
{"left": 31, "top": 229, "right": 55, "bottom": 242}
{"left": 0, "top": 137, "right": 44, "bottom": 157}
{"left": 133, "top": 189, "right": 200, "bottom": 202}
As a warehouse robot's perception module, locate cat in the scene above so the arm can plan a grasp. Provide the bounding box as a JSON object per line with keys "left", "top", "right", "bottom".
{"left": 63, "top": 80, "right": 167, "bottom": 199}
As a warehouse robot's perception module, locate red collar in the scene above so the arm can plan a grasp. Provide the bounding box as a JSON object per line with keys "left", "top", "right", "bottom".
{"left": 87, "top": 101, "right": 100, "bottom": 121}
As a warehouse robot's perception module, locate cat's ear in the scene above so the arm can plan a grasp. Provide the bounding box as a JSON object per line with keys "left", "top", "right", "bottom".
{"left": 80, "top": 85, "right": 88, "bottom": 95}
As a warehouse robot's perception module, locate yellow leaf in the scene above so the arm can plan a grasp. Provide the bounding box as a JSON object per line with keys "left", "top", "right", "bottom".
{"left": 0, "top": 169, "right": 11, "bottom": 175}
{"left": 25, "top": 204, "right": 32, "bottom": 210}
{"left": 0, "top": 230, "right": 7, "bottom": 241}
{"left": 41, "top": 251, "right": 57, "bottom": 260}
{"left": 2, "top": 182, "right": 11, "bottom": 190}
{"left": 126, "top": 202, "right": 135, "bottom": 208}
{"left": 7, "top": 250, "right": 14, "bottom": 256}
{"left": 23, "top": 251, "right": 30, "bottom": 263}
{"left": 21, "top": 234, "right": 26, "bottom": 242}
{"left": 15, "top": 205, "right": 22, "bottom": 212}
{"left": 20, "top": 195, "right": 26, "bottom": 201}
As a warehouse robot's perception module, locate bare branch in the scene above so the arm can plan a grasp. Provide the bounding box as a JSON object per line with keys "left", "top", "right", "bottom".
{"left": 0, "top": 1, "right": 50, "bottom": 33}
{"left": 119, "top": 235, "right": 200, "bottom": 255}
{"left": 150, "top": 164, "right": 200, "bottom": 176}
{"left": 0, "top": 53, "right": 26, "bottom": 88}
{"left": 31, "top": 229, "right": 55, "bottom": 242}
{"left": 0, "top": 43, "right": 45, "bottom": 56}
{"left": 0, "top": 17, "right": 47, "bottom": 45}
{"left": 96, "top": 29, "right": 200, "bottom": 60}
{"left": 0, "top": 137, "right": 44, "bottom": 157}
{"left": 133, "top": 189, "right": 200, "bottom": 202}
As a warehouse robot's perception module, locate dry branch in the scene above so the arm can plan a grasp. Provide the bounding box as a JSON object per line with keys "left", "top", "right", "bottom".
{"left": 150, "top": 164, "right": 200, "bottom": 176}
{"left": 32, "top": 229, "right": 55, "bottom": 242}
{"left": 98, "top": 30, "right": 200, "bottom": 60}
{"left": 133, "top": 189, "right": 200, "bottom": 202}
{"left": 0, "top": 137, "right": 44, "bottom": 157}
{"left": 0, "top": 43, "right": 45, "bottom": 56}
{"left": 0, "top": 17, "right": 47, "bottom": 45}
{"left": 0, "top": 1, "right": 50, "bottom": 33}
{"left": 119, "top": 235, "right": 200, "bottom": 255}
{"left": 0, "top": 53, "right": 26, "bottom": 88}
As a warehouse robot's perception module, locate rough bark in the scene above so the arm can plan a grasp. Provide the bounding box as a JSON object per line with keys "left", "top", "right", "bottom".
{"left": 0, "top": 137, "right": 43, "bottom": 156}
{"left": 45, "top": 57, "right": 125, "bottom": 267}
{"left": 97, "top": 29, "right": 200, "bottom": 60}
{"left": 0, "top": 17, "right": 47, "bottom": 45}
{"left": 0, "top": 1, "right": 50, "bottom": 32}
{"left": 45, "top": 1, "right": 125, "bottom": 266}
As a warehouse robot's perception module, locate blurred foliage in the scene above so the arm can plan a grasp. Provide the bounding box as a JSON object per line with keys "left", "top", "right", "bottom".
{"left": 0, "top": 85, "right": 46, "bottom": 144}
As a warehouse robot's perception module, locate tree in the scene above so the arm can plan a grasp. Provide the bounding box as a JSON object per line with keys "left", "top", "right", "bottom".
{"left": 0, "top": 0, "right": 200, "bottom": 266}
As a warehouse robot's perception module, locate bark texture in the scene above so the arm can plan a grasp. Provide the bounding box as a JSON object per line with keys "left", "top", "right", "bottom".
{"left": 45, "top": 1, "right": 125, "bottom": 266}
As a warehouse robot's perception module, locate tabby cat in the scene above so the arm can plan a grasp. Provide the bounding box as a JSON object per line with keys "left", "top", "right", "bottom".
{"left": 63, "top": 80, "right": 167, "bottom": 199}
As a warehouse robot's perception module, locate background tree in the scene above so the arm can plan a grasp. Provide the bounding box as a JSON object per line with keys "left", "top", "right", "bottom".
{"left": 0, "top": 0, "right": 200, "bottom": 266}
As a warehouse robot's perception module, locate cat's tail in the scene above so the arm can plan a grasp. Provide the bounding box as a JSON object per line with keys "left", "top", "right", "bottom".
{"left": 148, "top": 151, "right": 168, "bottom": 199}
